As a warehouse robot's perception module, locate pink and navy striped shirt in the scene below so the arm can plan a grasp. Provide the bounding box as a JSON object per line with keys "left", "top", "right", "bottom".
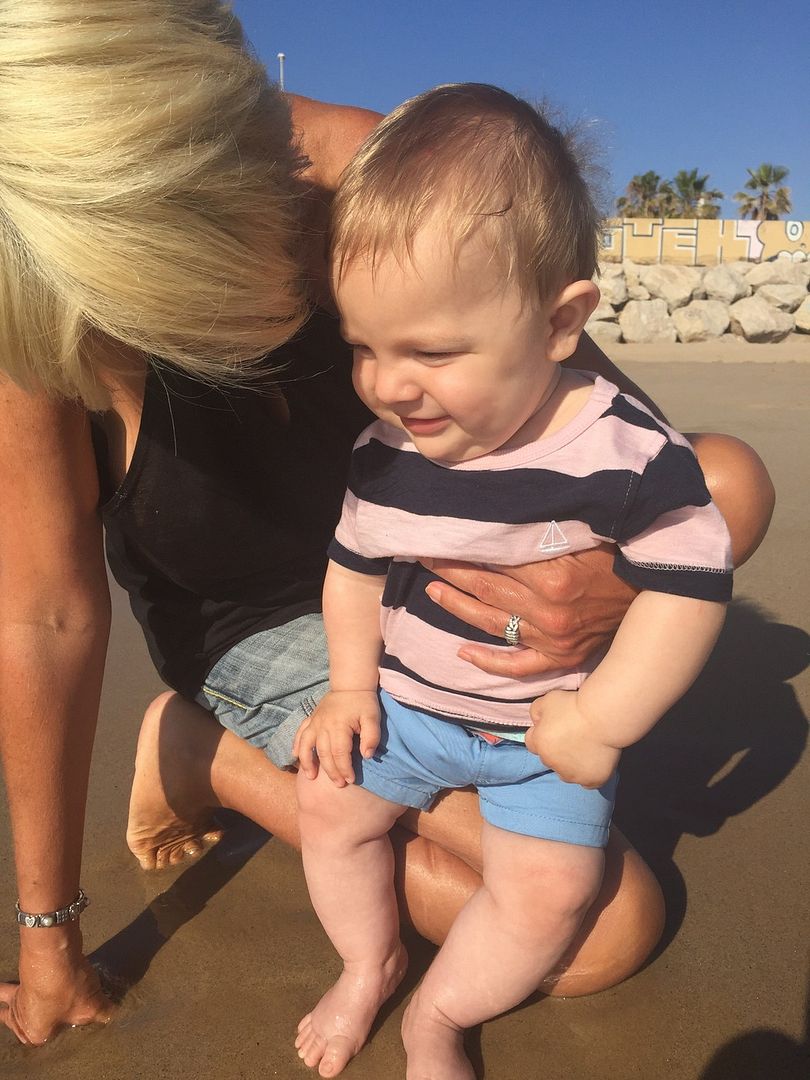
{"left": 328, "top": 374, "right": 732, "bottom": 730}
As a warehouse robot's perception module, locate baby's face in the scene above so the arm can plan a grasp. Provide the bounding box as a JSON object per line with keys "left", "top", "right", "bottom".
{"left": 334, "top": 224, "right": 561, "bottom": 464}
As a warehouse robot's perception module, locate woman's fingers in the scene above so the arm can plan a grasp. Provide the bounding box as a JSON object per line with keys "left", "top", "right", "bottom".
{"left": 423, "top": 569, "right": 571, "bottom": 673}
{"left": 424, "top": 561, "right": 533, "bottom": 627}
{"left": 1, "top": 945, "right": 113, "bottom": 1047}
{"left": 0, "top": 984, "right": 33, "bottom": 1045}
{"left": 457, "top": 642, "right": 564, "bottom": 677}
{"left": 424, "top": 548, "right": 636, "bottom": 673}
{"left": 0, "top": 979, "right": 107, "bottom": 1047}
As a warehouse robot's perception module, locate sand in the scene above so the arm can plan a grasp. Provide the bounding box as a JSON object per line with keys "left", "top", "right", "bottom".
{"left": 1, "top": 343, "right": 809, "bottom": 1079}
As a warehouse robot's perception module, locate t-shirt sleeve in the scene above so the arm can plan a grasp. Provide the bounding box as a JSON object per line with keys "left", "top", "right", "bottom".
{"left": 327, "top": 438, "right": 392, "bottom": 577}
{"left": 613, "top": 438, "right": 733, "bottom": 601}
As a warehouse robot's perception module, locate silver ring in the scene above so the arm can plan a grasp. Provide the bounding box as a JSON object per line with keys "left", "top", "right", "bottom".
{"left": 504, "top": 614, "right": 521, "bottom": 647}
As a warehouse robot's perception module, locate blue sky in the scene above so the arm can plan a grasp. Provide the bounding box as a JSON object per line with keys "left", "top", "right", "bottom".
{"left": 233, "top": 0, "right": 809, "bottom": 220}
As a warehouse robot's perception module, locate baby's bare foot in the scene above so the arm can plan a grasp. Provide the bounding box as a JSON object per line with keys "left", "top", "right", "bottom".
{"left": 401, "top": 989, "right": 475, "bottom": 1080}
{"left": 126, "top": 693, "right": 224, "bottom": 870}
{"left": 295, "top": 944, "right": 408, "bottom": 1077}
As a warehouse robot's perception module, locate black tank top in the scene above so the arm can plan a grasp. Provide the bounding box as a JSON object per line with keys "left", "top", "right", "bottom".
{"left": 93, "top": 310, "right": 371, "bottom": 697}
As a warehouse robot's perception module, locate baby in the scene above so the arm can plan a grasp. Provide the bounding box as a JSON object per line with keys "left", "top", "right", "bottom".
{"left": 293, "top": 84, "right": 731, "bottom": 1079}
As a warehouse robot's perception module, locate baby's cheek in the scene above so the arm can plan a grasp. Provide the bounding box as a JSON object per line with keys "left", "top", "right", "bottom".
{"left": 352, "top": 371, "right": 378, "bottom": 411}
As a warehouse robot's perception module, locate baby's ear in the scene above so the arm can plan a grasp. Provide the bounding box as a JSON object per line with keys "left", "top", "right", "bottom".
{"left": 545, "top": 281, "right": 600, "bottom": 363}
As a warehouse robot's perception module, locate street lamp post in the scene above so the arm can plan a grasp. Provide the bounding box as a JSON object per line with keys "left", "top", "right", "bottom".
{"left": 277, "top": 52, "right": 286, "bottom": 91}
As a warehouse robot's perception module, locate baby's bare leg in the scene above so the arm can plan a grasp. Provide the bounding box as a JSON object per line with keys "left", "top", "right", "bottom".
{"left": 402, "top": 823, "right": 604, "bottom": 1080}
{"left": 295, "top": 769, "right": 409, "bottom": 1077}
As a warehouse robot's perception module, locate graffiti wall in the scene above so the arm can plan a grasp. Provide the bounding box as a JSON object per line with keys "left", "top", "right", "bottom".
{"left": 601, "top": 218, "right": 808, "bottom": 265}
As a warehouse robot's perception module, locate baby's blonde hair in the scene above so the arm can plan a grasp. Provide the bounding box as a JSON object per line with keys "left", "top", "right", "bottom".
{"left": 331, "top": 83, "right": 599, "bottom": 302}
{"left": 0, "top": 0, "right": 307, "bottom": 408}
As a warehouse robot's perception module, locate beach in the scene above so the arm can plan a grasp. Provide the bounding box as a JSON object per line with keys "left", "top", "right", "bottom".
{"left": 1, "top": 340, "right": 808, "bottom": 1079}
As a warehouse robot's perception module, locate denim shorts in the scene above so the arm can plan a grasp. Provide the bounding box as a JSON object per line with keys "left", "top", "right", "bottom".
{"left": 195, "top": 613, "right": 330, "bottom": 769}
{"left": 352, "top": 691, "right": 617, "bottom": 848}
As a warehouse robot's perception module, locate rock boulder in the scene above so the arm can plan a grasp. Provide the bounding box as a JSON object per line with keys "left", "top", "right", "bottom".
{"left": 618, "top": 299, "right": 677, "bottom": 343}
{"left": 672, "top": 300, "right": 731, "bottom": 342}
{"left": 638, "top": 265, "right": 703, "bottom": 311}
{"left": 703, "top": 265, "right": 750, "bottom": 305}
{"left": 729, "top": 296, "right": 794, "bottom": 343}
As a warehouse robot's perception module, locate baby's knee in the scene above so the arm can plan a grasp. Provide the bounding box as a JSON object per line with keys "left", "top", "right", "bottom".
{"left": 543, "top": 859, "right": 603, "bottom": 925}
{"left": 295, "top": 770, "right": 375, "bottom": 849}
{"left": 296, "top": 768, "right": 341, "bottom": 827}
{"left": 496, "top": 846, "right": 604, "bottom": 933}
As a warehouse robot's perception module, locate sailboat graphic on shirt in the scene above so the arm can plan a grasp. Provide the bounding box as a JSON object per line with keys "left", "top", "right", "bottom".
{"left": 539, "top": 520, "right": 569, "bottom": 553}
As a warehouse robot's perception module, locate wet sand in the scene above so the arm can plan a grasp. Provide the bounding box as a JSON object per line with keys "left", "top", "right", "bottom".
{"left": 2, "top": 346, "right": 809, "bottom": 1079}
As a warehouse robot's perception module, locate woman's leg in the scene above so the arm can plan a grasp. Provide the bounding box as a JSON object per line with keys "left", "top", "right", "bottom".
{"left": 689, "top": 432, "right": 774, "bottom": 567}
{"left": 127, "top": 691, "right": 664, "bottom": 997}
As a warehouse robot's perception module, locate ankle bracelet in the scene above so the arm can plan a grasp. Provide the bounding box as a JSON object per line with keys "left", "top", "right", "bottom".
{"left": 15, "top": 889, "right": 89, "bottom": 928}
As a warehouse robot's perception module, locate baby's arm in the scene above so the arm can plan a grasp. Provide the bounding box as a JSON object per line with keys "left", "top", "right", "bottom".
{"left": 293, "top": 560, "right": 386, "bottom": 787}
{"left": 526, "top": 590, "right": 726, "bottom": 788}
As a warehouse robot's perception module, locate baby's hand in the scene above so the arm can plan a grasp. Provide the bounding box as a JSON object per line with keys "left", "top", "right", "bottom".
{"left": 293, "top": 690, "right": 381, "bottom": 787}
{"left": 526, "top": 689, "right": 620, "bottom": 789}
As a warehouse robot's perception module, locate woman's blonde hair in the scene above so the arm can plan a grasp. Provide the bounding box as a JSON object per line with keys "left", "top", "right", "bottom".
{"left": 331, "top": 83, "right": 600, "bottom": 303}
{"left": 0, "top": 0, "right": 307, "bottom": 408}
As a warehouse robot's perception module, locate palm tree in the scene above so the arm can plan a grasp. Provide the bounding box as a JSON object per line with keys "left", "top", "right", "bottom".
{"left": 616, "top": 171, "right": 675, "bottom": 217}
{"left": 734, "top": 164, "right": 792, "bottom": 220}
{"left": 671, "top": 169, "right": 724, "bottom": 218}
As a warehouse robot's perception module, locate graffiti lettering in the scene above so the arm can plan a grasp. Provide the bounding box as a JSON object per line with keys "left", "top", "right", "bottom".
{"left": 602, "top": 219, "right": 808, "bottom": 264}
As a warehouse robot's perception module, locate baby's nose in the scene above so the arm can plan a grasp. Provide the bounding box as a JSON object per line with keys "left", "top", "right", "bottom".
{"left": 375, "top": 365, "right": 421, "bottom": 405}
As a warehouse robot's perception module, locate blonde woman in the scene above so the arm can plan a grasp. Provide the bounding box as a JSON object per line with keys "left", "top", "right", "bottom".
{"left": 0, "top": 0, "right": 773, "bottom": 1049}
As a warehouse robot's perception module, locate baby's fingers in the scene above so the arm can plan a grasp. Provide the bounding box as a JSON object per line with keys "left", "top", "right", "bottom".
{"left": 359, "top": 716, "right": 381, "bottom": 759}
{"left": 328, "top": 729, "right": 357, "bottom": 785}
{"left": 315, "top": 734, "right": 351, "bottom": 787}
{"left": 294, "top": 724, "right": 319, "bottom": 780}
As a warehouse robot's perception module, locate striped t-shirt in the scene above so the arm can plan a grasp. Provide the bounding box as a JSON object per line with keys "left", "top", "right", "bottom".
{"left": 328, "top": 374, "right": 732, "bottom": 730}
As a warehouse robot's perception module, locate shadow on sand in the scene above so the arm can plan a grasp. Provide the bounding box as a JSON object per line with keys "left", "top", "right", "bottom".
{"left": 698, "top": 971, "right": 809, "bottom": 1080}
{"left": 89, "top": 810, "right": 270, "bottom": 998}
{"left": 614, "top": 598, "right": 808, "bottom": 957}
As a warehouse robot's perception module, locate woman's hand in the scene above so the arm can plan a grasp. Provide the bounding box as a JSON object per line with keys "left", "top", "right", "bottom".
{"left": 0, "top": 928, "right": 111, "bottom": 1045}
{"left": 423, "top": 546, "right": 637, "bottom": 676}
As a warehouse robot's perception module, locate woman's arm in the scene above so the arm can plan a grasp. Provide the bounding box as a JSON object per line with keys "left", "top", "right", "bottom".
{"left": 288, "top": 94, "right": 382, "bottom": 194}
{"left": 424, "top": 428, "right": 773, "bottom": 675}
{"left": 288, "top": 95, "right": 383, "bottom": 307}
{"left": 0, "top": 379, "right": 112, "bottom": 1044}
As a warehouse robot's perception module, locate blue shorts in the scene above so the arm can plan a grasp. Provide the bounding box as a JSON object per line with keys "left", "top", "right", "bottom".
{"left": 352, "top": 691, "right": 617, "bottom": 848}
{"left": 193, "top": 618, "right": 615, "bottom": 846}
{"left": 195, "top": 614, "right": 330, "bottom": 769}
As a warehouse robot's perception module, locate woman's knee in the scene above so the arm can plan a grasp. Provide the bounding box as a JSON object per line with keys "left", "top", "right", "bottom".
{"left": 687, "top": 432, "right": 775, "bottom": 565}
{"left": 143, "top": 689, "right": 179, "bottom": 721}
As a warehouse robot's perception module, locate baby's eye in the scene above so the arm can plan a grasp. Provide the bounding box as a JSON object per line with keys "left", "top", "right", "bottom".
{"left": 415, "top": 350, "right": 459, "bottom": 361}
{"left": 351, "top": 343, "right": 373, "bottom": 357}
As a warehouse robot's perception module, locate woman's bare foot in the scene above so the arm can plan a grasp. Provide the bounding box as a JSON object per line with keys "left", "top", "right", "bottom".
{"left": 401, "top": 988, "right": 475, "bottom": 1080}
{"left": 126, "top": 692, "right": 225, "bottom": 869}
{"left": 295, "top": 944, "right": 408, "bottom": 1077}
